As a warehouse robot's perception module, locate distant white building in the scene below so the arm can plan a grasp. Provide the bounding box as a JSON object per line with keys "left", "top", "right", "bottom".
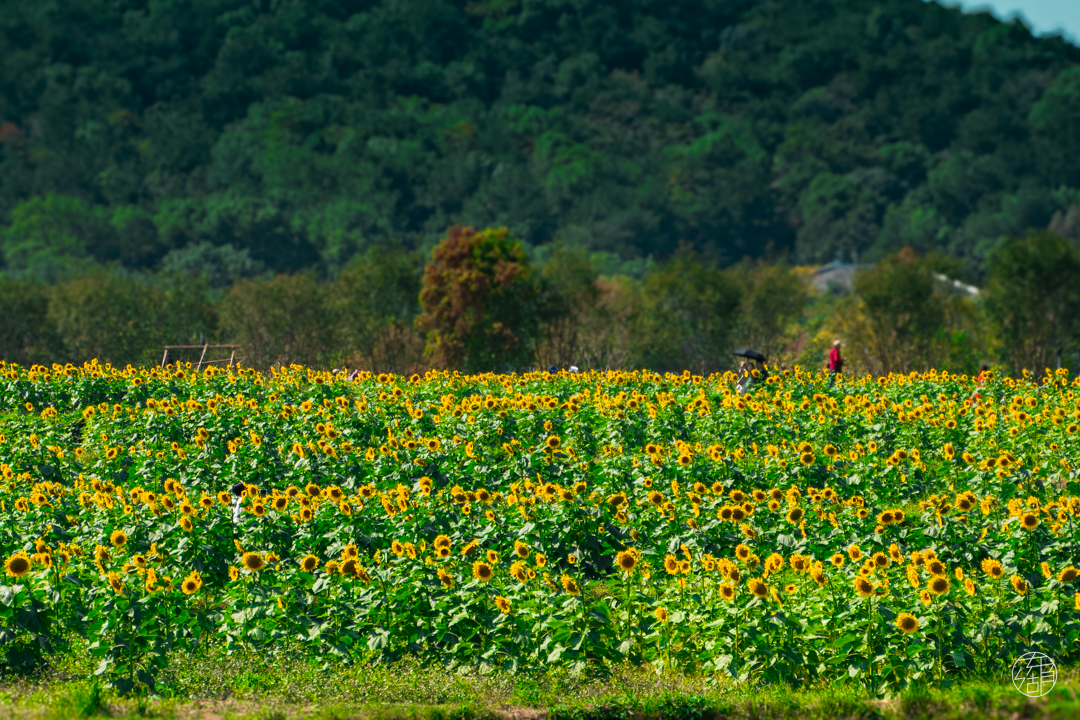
{"left": 809, "top": 261, "right": 979, "bottom": 297}
{"left": 812, "top": 261, "right": 869, "bottom": 295}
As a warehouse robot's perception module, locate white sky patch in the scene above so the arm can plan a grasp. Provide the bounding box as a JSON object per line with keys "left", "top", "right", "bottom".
{"left": 926, "top": 0, "right": 1080, "bottom": 45}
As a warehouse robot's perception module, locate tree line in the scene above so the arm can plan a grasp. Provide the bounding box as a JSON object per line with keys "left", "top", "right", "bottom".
{"left": 2, "top": 226, "right": 1078, "bottom": 378}
{"left": 2, "top": 0, "right": 1080, "bottom": 282}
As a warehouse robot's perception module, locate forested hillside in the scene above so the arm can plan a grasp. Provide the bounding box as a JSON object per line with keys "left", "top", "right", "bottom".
{"left": 2, "top": 0, "right": 1080, "bottom": 281}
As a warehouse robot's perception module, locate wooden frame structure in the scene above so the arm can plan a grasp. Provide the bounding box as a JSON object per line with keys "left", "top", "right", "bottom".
{"left": 161, "top": 344, "right": 244, "bottom": 371}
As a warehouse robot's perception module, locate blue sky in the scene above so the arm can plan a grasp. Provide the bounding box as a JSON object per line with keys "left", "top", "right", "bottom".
{"left": 927, "top": 0, "right": 1080, "bottom": 44}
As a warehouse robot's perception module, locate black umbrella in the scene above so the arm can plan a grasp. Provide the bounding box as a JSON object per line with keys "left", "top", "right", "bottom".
{"left": 733, "top": 348, "right": 766, "bottom": 363}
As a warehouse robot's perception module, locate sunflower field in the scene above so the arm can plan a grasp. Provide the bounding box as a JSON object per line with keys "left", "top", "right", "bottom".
{"left": 0, "top": 359, "right": 1078, "bottom": 695}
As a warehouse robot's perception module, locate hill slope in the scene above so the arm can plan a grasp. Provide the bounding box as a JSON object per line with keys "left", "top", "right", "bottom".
{"left": 1, "top": 0, "right": 1079, "bottom": 277}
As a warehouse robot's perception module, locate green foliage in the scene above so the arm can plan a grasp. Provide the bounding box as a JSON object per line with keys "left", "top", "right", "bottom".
{"left": 851, "top": 249, "right": 975, "bottom": 375}
{"left": 159, "top": 242, "right": 268, "bottom": 290}
{"left": 633, "top": 249, "right": 741, "bottom": 373}
{"left": 0, "top": 196, "right": 104, "bottom": 283}
{"left": 1030, "top": 66, "right": 1080, "bottom": 189}
{"left": 2, "top": 0, "right": 1080, "bottom": 273}
{"left": 46, "top": 271, "right": 214, "bottom": 367}
{"left": 982, "top": 231, "right": 1080, "bottom": 376}
{"left": 726, "top": 261, "right": 809, "bottom": 363}
{"left": 333, "top": 244, "right": 425, "bottom": 373}
{"left": 0, "top": 280, "right": 63, "bottom": 366}
{"left": 417, "top": 226, "right": 541, "bottom": 372}
{"left": 218, "top": 273, "right": 336, "bottom": 370}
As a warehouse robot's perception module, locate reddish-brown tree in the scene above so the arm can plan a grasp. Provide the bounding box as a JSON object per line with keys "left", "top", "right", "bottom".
{"left": 416, "top": 226, "right": 540, "bottom": 372}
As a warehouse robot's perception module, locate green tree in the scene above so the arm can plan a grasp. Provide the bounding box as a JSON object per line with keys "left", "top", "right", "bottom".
{"left": 1030, "top": 66, "right": 1080, "bottom": 189}
{"left": 796, "top": 173, "right": 888, "bottom": 265}
{"left": 536, "top": 246, "right": 602, "bottom": 370}
{"left": 983, "top": 231, "right": 1080, "bottom": 376}
{"left": 847, "top": 248, "right": 979, "bottom": 375}
{"left": 726, "top": 260, "right": 809, "bottom": 365}
{"left": 632, "top": 248, "right": 741, "bottom": 374}
{"left": 0, "top": 279, "right": 62, "bottom": 365}
{"left": 47, "top": 271, "right": 211, "bottom": 366}
{"left": 332, "top": 244, "right": 424, "bottom": 374}
{"left": 416, "top": 226, "right": 540, "bottom": 372}
{"left": 218, "top": 273, "right": 336, "bottom": 370}
{"left": 0, "top": 195, "right": 106, "bottom": 282}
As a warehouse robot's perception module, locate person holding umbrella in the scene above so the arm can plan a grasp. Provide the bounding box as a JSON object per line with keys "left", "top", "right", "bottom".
{"left": 827, "top": 339, "right": 844, "bottom": 388}
{"left": 733, "top": 348, "right": 767, "bottom": 395}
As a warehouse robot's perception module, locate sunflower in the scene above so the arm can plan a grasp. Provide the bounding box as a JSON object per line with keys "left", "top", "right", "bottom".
{"left": 719, "top": 583, "right": 736, "bottom": 601}
{"left": 888, "top": 544, "right": 904, "bottom": 564}
{"left": 786, "top": 506, "right": 804, "bottom": 524}
{"left": 1011, "top": 575, "right": 1028, "bottom": 595}
{"left": 964, "top": 578, "right": 976, "bottom": 596}
{"left": 242, "top": 552, "right": 266, "bottom": 572}
{"left": 299, "top": 507, "right": 314, "bottom": 522}
{"left": 872, "top": 552, "right": 890, "bottom": 569}
{"left": 854, "top": 577, "right": 874, "bottom": 598}
{"left": 848, "top": 545, "right": 862, "bottom": 562}
{"left": 300, "top": 554, "right": 319, "bottom": 573}
{"left": 877, "top": 511, "right": 895, "bottom": 525}
{"left": 472, "top": 561, "right": 494, "bottom": 582}
{"left": 438, "top": 568, "right": 454, "bottom": 590}
{"left": 830, "top": 553, "right": 845, "bottom": 568}
{"left": 181, "top": 573, "right": 202, "bottom": 595}
{"left": 340, "top": 558, "right": 361, "bottom": 578}
{"left": 735, "top": 544, "right": 751, "bottom": 561}
{"left": 981, "top": 558, "right": 1004, "bottom": 579}
{"left": 179, "top": 516, "right": 193, "bottom": 532}
{"left": 799, "top": 452, "right": 814, "bottom": 466}
{"left": 1021, "top": 513, "right": 1039, "bottom": 530}
{"left": 561, "top": 574, "right": 581, "bottom": 595}
{"left": 615, "top": 551, "right": 637, "bottom": 573}
{"left": 514, "top": 541, "right": 529, "bottom": 559}
{"left": 107, "top": 572, "right": 125, "bottom": 595}
{"left": 654, "top": 607, "right": 669, "bottom": 623}
{"left": 663, "top": 555, "right": 680, "bottom": 575}
{"left": 1059, "top": 566, "right": 1079, "bottom": 583}
{"left": 273, "top": 496, "right": 289, "bottom": 511}
{"left": 494, "top": 596, "right": 512, "bottom": 614}
{"left": 5, "top": 553, "right": 30, "bottom": 578}
{"left": 109, "top": 530, "right": 128, "bottom": 548}
{"left": 928, "top": 577, "right": 950, "bottom": 595}
{"left": 545, "top": 436, "right": 561, "bottom": 450}
{"left": 748, "top": 578, "right": 768, "bottom": 598}
{"left": 896, "top": 613, "right": 919, "bottom": 634}
{"left": 486, "top": 549, "right": 499, "bottom": 565}
{"left": 926, "top": 559, "right": 946, "bottom": 577}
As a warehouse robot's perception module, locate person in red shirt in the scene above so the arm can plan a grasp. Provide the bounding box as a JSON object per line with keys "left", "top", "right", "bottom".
{"left": 973, "top": 364, "right": 989, "bottom": 400}
{"left": 827, "top": 339, "right": 843, "bottom": 388}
